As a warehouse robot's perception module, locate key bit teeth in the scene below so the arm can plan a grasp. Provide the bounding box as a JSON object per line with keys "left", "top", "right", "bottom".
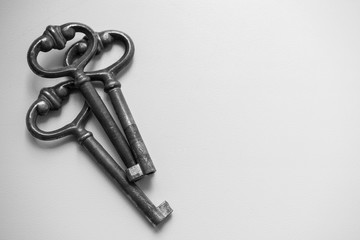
{"left": 150, "top": 201, "right": 173, "bottom": 227}
{"left": 158, "top": 201, "right": 173, "bottom": 218}
{"left": 125, "top": 164, "right": 143, "bottom": 182}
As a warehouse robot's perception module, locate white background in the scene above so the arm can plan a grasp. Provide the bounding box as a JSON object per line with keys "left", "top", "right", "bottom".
{"left": 1, "top": 0, "right": 360, "bottom": 239}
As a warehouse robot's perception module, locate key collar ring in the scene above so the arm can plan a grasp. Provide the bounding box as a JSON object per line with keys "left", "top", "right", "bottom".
{"left": 27, "top": 22, "right": 98, "bottom": 79}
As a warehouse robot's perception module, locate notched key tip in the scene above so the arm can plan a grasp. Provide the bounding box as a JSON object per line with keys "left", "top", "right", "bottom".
{"left": 150, "top": 201, "right": 173, "bottom": 227}
{"left": 158, "top": 201, "right": 173, "bottom": 217}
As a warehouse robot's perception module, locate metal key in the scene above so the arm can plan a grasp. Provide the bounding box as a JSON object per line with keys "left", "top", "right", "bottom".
{"left": 27, "top": 23, "right": 143, "bottom": 182}
{"left": 26, "top": 80, "right": 173, "bottom": 227}
{"left": 65, "top": 30, "right": 156, "bottom": 175}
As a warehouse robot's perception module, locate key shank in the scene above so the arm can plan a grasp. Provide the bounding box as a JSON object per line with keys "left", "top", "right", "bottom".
{"left": 79, "top": 132, "right": 172, "bottom": 227}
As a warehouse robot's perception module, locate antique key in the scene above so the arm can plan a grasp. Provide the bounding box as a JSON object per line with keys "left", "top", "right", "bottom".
{"left": 27, "top": 23, "right": 143, "bottom": 181}
{"left": 26, "top": 80, "right": 172, "bottom": 227}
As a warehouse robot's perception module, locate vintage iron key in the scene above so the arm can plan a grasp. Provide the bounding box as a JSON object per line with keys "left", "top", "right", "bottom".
{"left": 26, "top": 80, "right": 173, "bottom": 227}
{"left": 27, "top": 23, "right": 143, "bottom": 182}
{"left": 65, "top": 30, "right": 156, "bottom": 175}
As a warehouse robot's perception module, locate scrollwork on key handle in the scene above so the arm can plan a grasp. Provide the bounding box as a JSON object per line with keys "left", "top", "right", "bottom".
{"left": 27, "top": 22, "right": 98, "bottom": 81}
{"left": 26, "top": 80, "right": 91, "bottom": 143}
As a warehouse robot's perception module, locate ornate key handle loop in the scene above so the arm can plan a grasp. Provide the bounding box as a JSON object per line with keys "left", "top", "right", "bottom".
{"left": 26, "top": 80, "right": 91, "bottom": 143}
{"left": 65, "top": 30, "right": 135, "bottom": 91}
{"left": 27, "top": 23, "right": 98, "bottom": 79}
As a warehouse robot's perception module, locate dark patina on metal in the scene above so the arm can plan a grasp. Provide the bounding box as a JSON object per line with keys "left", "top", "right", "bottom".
{"left": 65, "top": 30, "right": 156, "bottom": 175}
{"left": 26, "top": 23, "right": 173, "bottom": 227}
{"left": 26, "top": 80, "right": 172, "bottom": 227}
{"left": 27, "top": 23, "right": 143, "bottom": 182}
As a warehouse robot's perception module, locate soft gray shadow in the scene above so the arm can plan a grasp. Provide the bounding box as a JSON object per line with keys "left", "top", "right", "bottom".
{"left": 136, "top": 173, "right": 155, "bottom": 192}
{"left": 25, "top": 129, "right": 73, "bottom": 149}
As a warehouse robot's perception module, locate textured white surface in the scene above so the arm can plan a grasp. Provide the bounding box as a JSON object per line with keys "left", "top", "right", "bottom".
{"left": 1, "top": 0, "right": 360, "bottom": 239}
